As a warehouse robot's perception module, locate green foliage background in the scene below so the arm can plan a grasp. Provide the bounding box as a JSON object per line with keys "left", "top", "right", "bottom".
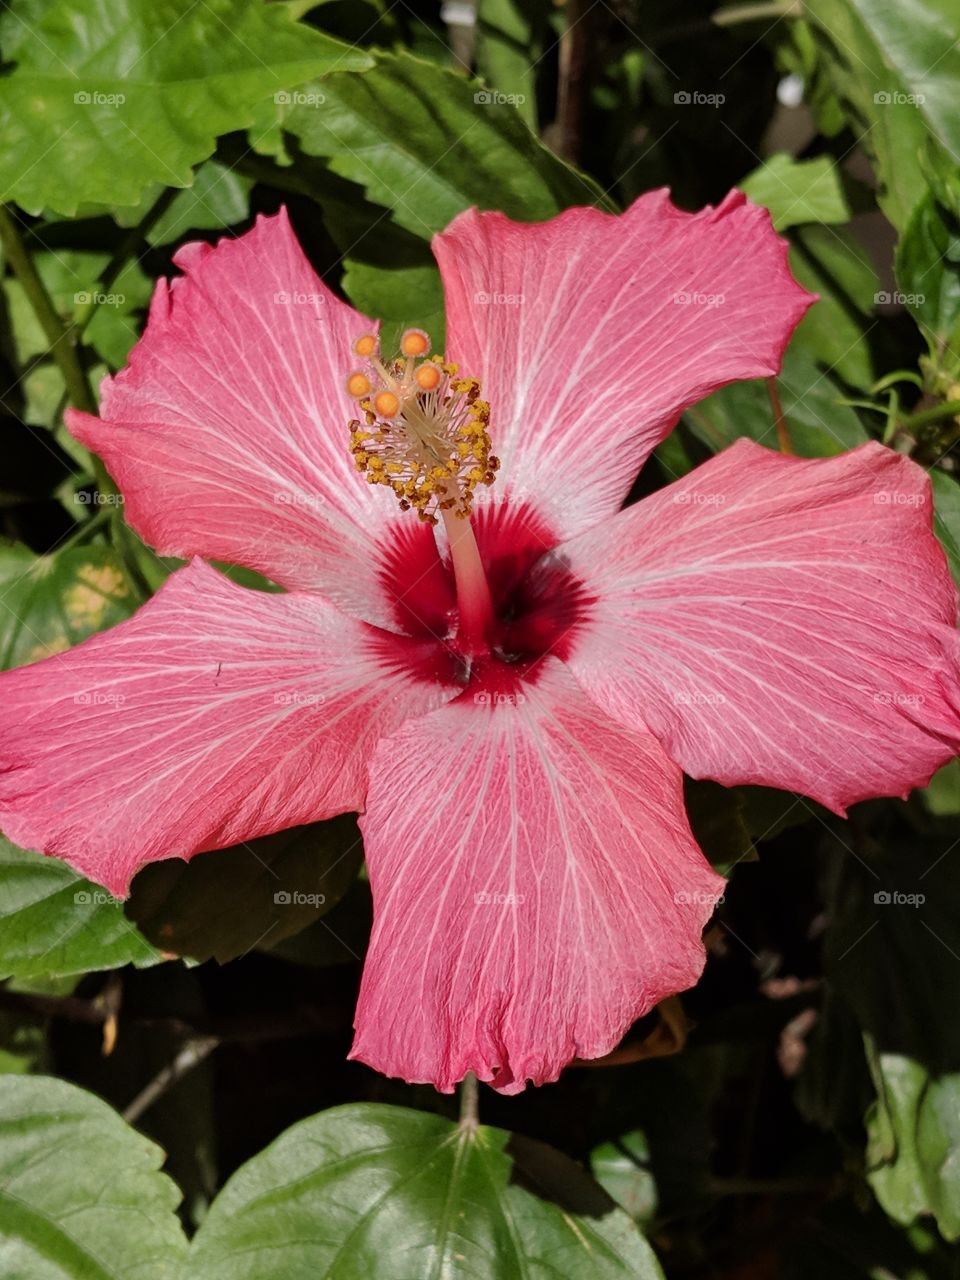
{"left": 1, "top": 0, "right": 960, "bottom": 1275}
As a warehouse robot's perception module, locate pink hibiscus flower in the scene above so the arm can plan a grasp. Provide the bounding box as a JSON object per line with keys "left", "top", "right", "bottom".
{"left": 2, "top": 194, "right": 959, "bottom": 1095}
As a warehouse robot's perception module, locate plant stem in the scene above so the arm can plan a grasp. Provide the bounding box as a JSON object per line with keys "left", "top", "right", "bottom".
{"left": 459, "top": 1071, "right": 479, "bottom": 1130}
{"left": 713, "top": 0, "right": 800, "bottom": 25}
{"left": 76, "top": 184, "right": 179, "bottom": 336}
{"left": 900, "top": 399, "right": 960, "bottom": 430}
{"left": 0, "top": 204, "right": 96, "bottom": 414}
{"left": 767, "top": 377, "right": 793, "bottom": 455}
{"left": 555, "top": 0, "right": 590, "bottom": 164}
{"left": 123, "top": 1036, "right": 219, "bottom": 1124}
{"left": 52, "top": 504, "right": 113, "bottom": 555}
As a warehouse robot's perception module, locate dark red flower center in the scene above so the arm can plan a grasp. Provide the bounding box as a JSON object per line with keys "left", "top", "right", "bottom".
{"left": 377, "top": 500, "right": 593, "bottom": 693}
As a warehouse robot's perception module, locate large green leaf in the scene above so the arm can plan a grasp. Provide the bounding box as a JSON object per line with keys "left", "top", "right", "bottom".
{"left": 279, "top": 50, "right": 606, "bottom": 240}
{"left": 188, "top": 1102, "right": 665, "bottom": 1278}
{"left": 789, "top": 224, "right": 880, "bottom": 388}
{"left": 0, "top": 543, "right": 136, "bottom": 670}
{"left": 804, "top": 0, "right": 959, "bottom": 231}
{"left": 126, "top": 815, "right": 364, "bottom": 964}
{"left": 0, "top": 1074, "right": 187, "bottom": 1275}
{"left": 739, "top": 153, "right": 849, "bottom": 230}
{"left": 684, "top": 348, "right": 869, "bottom": 458}
{"left": 0, "top": 0, "right": 371, "bottom": 215}
{"left": 0, "top": 837, "right": 158, "bottom": 979}
{"left": 865, "top": 1042, "right": 960, "bottom": 1242}
{"left": 895, "top": 191, "right": 960, "bottom": 367}
{"left": 931, "top": 468, "right": 960, "bottom": 588}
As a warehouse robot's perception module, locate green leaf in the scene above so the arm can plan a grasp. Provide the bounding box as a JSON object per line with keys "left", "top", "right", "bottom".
{"left": 895, "top": 191, "right": 960, "bottom": 367}
{"left": 146, "top": 161, "right": 254, "bottom": 247}
{"left": 739, "top": 153, "right": 849, "bottom": 230}
{"left": 0, "top": 1074, "right": 187, "bottom": 1275}
{"left": 823, "top": 831, "right": 960, "bottom": 1072}
{"left": 804, "top": 0, "right": 960, "bottom": 231}
{"left": 683, "top": 778, "right": 755, "bottom": 876}
{"left": 789, "top": 224, "right": 880, "bottom": 388}
{"left": 0, "top": 544, "right": 136, "bottom": 671}
{"left": 475, "top": 0, "right": 549, "bottom": 129}
{"left": 865, "top": 1041, "right": 960, "bottom": 1242}
{"left": 0, "top": 837, "right": 159, "bottom": 980}
{"left": 281, "top": 50, "right": 606, "bottom": 240}
{"left": 343, "top": 257, "right": 445, "bottom": 352}
{"left": 126, "top": 814, "right": 364, "bottom": 964}
{"left": 188, "top": 1102, "right": 665, "bottom": 1278}
{"left": 0, "top": 0, "right": 371, "bottom": 215}
{"left": 930, "top": 468, "right": 960, "bottom": 589}
{"left": 684, "top": 348, "right": 869, "bottom": 459}
{"left": 590, "top": 1131, "right": 659, "bottom": 1224}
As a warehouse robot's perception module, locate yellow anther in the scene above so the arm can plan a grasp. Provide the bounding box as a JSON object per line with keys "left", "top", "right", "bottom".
{"left": 400, "top": 328, "right": 430, "bottom": 358}
{"left": 373, "top": 390, "right": 400, "bottom": 418}
{"left": 345, "top": 332, "right": 496, "bottom": 524}
{"left": 415, "top": 363, "right": 442, "bottom": 391}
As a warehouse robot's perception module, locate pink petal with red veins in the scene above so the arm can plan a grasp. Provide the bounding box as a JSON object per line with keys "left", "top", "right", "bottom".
{"left": 555, "top": 439, "right": 960, "bottom": 813}
{"left": 0, "top": 561, "right": 456, "bottom": 897}
{"left": 432, "top": 190, "right": 814, "bottom": 542}
{"left": 350, "top": 660, "right": 723, "bottom": 1094}
{"left": 66, "top": 209, "right": 404, "bottom": 628}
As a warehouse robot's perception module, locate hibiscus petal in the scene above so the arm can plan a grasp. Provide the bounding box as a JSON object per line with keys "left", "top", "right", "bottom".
{"left": 555, "top": 439, "right": 960, "bottom": 812}
{"left": 0, "top": 560, "right": 454, "bottom": 896}
{"left": 66, "top": 210, "right": 403, "bottom": 626}
{"left": 433, "top": 190, "right": 814, "bottom": 542}
{"left": 350, "top": 660, "right": 723, "bottom": 1094}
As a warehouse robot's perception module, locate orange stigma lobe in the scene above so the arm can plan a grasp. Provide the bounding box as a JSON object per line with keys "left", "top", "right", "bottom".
{"left": 400, "top": 328, "right": 430, "bottom": 357}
